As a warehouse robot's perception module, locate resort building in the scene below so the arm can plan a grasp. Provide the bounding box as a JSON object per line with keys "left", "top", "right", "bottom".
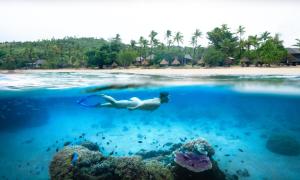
{"left": 183, "top": 54, "right": 193, "bottom": 64}
{"left": 171, "top": 58, "right": 181, "bottom": 66}
{"left": 159, "top": 59, "right": 169, "bottom": 67}
{"left": 286, "top": 48, "right": 300, "bottom": 65}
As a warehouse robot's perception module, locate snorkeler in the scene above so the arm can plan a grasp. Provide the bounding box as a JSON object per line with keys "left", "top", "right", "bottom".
{"left": 97, "top": 92, "right": 169, "bottom": 111}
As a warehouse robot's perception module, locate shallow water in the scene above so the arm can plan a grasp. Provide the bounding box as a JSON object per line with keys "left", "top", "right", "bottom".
{"left": 0, "top": 72, "right": 300, "bottom": 179}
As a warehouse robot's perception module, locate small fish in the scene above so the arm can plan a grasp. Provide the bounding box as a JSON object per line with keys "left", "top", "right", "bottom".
{"left": 46, "top": 147, "right": 51, "bottom": 152}
{"left": 22, "top": 138, "right": 34, "bottom": 144}
{"left": 224, "top": 154, "right": 230, "bottom": 156}
{"left": 138, "top": 141, "right": 143, "bottom": 143}
{"left": 238, "top": 148, "right": 244, "bottom": 152}
{"left": 64, "top": 141, "right": 71, "bottom": 146}
{"left": 109, "top": 151, "right": 114, "bottom": 155}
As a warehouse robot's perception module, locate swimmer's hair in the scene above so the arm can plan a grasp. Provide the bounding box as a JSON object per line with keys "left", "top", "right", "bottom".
{"left": 159, "top": 92, "right": 169, "bottom": 103}
{"left": 159, "top": 92, "right": 169, "bottom": 98}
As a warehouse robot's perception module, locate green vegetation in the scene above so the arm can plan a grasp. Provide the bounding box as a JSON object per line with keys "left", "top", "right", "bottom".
{"left": 0, "top": 25, "right": 296, "bottom": 69}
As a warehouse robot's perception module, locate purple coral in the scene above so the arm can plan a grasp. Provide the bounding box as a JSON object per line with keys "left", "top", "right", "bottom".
{"left": 174, "top": 152, "right": 212, "bottom": 172}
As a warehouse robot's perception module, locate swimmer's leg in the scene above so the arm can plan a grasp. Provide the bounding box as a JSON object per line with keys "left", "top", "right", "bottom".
{"left": 98, "top": 103, "right": 113, "bottom": 107}
{"left": 100, "top": 94, "right": 117, "bottom": 104}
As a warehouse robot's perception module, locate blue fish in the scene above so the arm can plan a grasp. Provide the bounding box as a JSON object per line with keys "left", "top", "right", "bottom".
{"left": 71, "top": 152, "right": 79, "bottom": 166}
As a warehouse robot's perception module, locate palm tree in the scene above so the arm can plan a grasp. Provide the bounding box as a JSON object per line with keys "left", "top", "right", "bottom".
{"left": 293, "top": 39, "right": 300, "bottom": 49}
{"left": 113, "top": 34, "right": 121, "bottom": 42}
{"left": 174, "top": 32, "right": 184, "bottom": 47}
{"left": 138, "top": 36, "right": 148, "bottom": 58}
{"left": 260, "top": 31, "right": 271, "bottom": 42}
{"left": 165, "top": 30, "right": 172, "bottom": 49}
{"left": 130, "top": 40, "right": 136, "bottom": 50}
{"left": 149, "top": 30, "right": 158, "bottom": 57}
{"left": 273, "top": 33, "right": 283, "bottom": 44}
{"left": 191, "top": 29, "right": 202, "bottom": 58}
{"left": 237, "top": 25, "right": 245, "bottom": 58}
{"left": 248, "top": 35, "right": 259, "bottom": 50}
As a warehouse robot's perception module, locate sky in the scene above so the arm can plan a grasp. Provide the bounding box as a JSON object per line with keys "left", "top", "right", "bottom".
{"left": 0, "top": 0, "right": 299, "bottom": 47}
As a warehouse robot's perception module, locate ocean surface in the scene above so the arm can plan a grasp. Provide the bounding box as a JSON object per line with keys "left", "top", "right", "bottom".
{"left": 0, "top": 72, "right": 300, "bottom": 180}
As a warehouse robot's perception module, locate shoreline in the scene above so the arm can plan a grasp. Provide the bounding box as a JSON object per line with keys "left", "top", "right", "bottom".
{"left": 1, "top": 66, "right": 300, "bottom": 76}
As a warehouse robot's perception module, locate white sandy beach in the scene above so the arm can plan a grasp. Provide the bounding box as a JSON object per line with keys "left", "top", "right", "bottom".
{"left": 1, "top": 66, "right": 300, "bottom": 76}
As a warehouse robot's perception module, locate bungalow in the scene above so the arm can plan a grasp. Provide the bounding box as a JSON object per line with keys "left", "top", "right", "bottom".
{"left": 224, "top": 57, "right": 235, "bottom": 67}
{"left": 240, "top": 57, "right": 250, "bottom": 67}
{"left": 171, "top": 58, "right": 181, "bottom": 66}
{"left": 285, "top": 48, "right": 300, "bottom": 65}
{"left": 159, "top": 59, "right": 169, "bottom": 67}
{"left": 183, "top": 54, "right": 193, "bottom": 64}
{"left": 111, "top": 62, "right": 118, "bottom": 68}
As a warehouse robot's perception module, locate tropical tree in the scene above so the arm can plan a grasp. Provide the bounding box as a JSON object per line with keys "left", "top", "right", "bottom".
{"left": 130, "top": 40, "right": 137, "bottom": 50}
{"left": 138, "top": 36, "right": 148, "bottom": 58}
{"left": 207, "top": 24, "right": 238, "bottom": 58}
{"left": 149, "top": 30, "right": 158, "bottom": 56}
{"left": 248, "top": 35, "right": 259, "bottom": 50}
{"left": 117, "top": 49, "right": 138, "bottom": 67}
{"left": 237, "top": 25, "right": 245, "bottom": 58}
{"left": 257, "top": 36, "right": 287, "bottom": 66}
{"left": 191, "top": 29, "right": 202, "bottom": 59}
{"left": 294, "top": 39, "right": 300, "bottom": 48}
{"left": 260, "top": 31, "right": 271, "bottom": 42}
{"left": 174, "top": 32, "right": 184, "bottom": 47}
{"left": 165, "top": 30, "right": 173, "bottom": 49}
{"left": 203, "top": 47, "right": 225, "bottom": 67}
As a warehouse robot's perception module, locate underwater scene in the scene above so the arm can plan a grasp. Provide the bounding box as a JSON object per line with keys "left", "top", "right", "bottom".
{"left": 0, "top": 72, "right": 300, "bottom": 180}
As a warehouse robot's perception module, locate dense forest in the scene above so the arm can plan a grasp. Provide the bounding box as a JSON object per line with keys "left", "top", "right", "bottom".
{"left": 0, "top": 24, "right": 298, "bottom": 70}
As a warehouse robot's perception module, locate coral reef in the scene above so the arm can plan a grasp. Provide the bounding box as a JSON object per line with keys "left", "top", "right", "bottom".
{"left": 80, "top": 141, "right": 100, "bottom": 151}
{"left": 50, "top": 147, "right": 172, "bottom": 180}
{"left": 174, "top": 152, "right": 212, "bottom": 172}
{"left": 49, "top": 138, "right": 229, "bottom": 180}
{"left": 49, "top": 146, "right": 103, "bottom": 179}
{"left": 266, "top": 134, "right": 300, "bottom": 156}
{"left": 179, "top": 138, "right": 215, "bottom": 157}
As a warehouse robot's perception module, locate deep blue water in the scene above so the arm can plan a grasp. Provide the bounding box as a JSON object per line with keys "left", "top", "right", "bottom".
{"left": 0, "top": 84, "right": 300, "bottom": 179}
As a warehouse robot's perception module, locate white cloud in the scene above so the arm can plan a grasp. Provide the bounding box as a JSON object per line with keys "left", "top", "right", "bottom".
{"left": 0, "top": 0, "right": 299, "bottom": 47}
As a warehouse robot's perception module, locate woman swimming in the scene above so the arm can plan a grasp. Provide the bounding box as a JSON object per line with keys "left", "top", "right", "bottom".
{"left": 98, "top": 92, "right": 169, "bottom": 111}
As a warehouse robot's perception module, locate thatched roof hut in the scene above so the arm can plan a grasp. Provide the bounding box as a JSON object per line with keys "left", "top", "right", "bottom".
{"left": 224, "top": 57, "right": 234, "bottom": 66}
{"left": 286, "top": 48, "right": 300, "bottom": 65}
{"left": 240, "top": 57, "right": 250, "bottom": 67}
{"left": 160, "top": 59, "right": 169, "bottom": 66}
{"left": 111, "top": 62, "right": 118, "bottom": 68}
{"left": 171, "top": 58, "right": 181, "bottom": 66}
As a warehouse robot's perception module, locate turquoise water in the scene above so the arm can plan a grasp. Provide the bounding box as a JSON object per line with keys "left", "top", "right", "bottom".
{"left": 0, "top": 73, "right": 300, "bottom": 179}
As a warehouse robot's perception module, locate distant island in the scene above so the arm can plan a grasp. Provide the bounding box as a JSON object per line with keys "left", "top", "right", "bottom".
{"left": 0, "top": 24, "right": 299, "bottom": 70}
